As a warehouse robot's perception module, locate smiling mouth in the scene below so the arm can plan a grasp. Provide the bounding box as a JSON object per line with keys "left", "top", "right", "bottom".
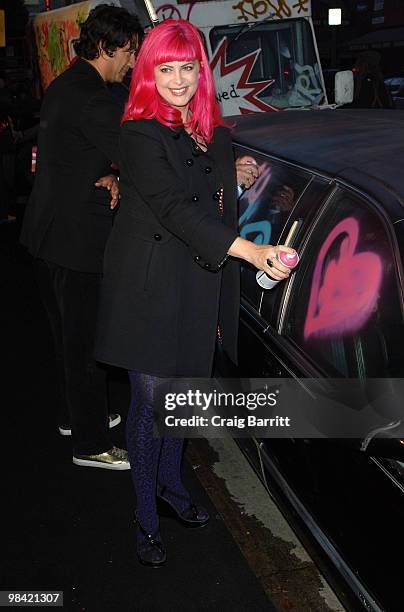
{"left": 170, "top": 87, "right": 188, "bottom": 96}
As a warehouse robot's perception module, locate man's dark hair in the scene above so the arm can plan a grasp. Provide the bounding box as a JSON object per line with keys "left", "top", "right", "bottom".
{"left": 74, "top": 4, "right": 143, "bottom": 60}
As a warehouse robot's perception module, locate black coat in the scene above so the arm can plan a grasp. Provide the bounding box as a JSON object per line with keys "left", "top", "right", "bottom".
{"left": 95, "top": 119, "right": 240, "bottom": 377}
{"left": 20, "top": 59, "right": 122, "bottom": 273}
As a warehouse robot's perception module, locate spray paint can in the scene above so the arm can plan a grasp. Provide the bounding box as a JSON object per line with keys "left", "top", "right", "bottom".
{"left": 256, "top": 251, "right": 299, "bottom": 289}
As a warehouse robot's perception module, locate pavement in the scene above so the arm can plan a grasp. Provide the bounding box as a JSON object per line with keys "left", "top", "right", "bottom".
{"left": 1, "top": 221, "right": 344, "bottom": 612}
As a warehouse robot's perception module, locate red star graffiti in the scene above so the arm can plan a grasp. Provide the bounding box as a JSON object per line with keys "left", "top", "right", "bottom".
{"left": 210, "top": 38, "right": 277, "bottom": 114}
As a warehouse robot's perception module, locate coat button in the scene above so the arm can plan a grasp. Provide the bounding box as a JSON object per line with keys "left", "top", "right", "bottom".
{"left": 204, "top": 166, "right": 212, "bottom": 173}
{"left": 154, "top": 233, "right": 162, "bottom": 241}
{"left": 204, "top": 262, "right": 211, "bottom": 269}
{"left": 192, "top": 195, "right": 199, "bottom": 202}
{"left": 194, "top": 255, "right": 201, "bottom": 262}
{"left": 212, "top": 192, "right": 220, "bottom": 200}
{"left": 185, "top": 159, "right": 194, "bottom": 166}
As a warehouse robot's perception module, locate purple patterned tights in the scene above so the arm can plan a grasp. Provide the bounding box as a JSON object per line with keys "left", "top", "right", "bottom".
{"left": 127, "top": 371, "right": 191, "bottom": 540}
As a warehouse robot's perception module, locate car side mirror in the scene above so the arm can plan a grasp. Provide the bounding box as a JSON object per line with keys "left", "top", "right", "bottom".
{"left": 334, "top": 70, "right": 354, "bottom": 105}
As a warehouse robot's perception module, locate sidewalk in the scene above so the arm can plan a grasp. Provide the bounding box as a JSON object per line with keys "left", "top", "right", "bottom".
{"left": 1, "top": 223, "right": 344, "bottom": 611}
{"left": 1, "top": 223, "right": 273, "bottom": 611}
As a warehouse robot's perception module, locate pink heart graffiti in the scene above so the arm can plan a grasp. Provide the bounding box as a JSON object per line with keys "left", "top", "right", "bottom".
{"left": 304, "top": 217, "right": 383, "bottom": 340}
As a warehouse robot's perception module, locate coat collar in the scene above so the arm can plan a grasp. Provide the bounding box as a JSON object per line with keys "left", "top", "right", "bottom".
{"left": 69, "top": 58, "right": 107, "bottom": 88}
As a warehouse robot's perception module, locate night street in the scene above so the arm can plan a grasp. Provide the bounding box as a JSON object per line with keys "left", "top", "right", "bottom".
{"left": 2, "top": 1, "right": 404, "bottom": 611}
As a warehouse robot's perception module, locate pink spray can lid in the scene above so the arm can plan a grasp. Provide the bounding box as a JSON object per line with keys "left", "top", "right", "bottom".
{"left": 256, "top": 250, "right": 299, "bottom": 289}
{"left": 278, "top": 251, "right": 299, "bottom": 269}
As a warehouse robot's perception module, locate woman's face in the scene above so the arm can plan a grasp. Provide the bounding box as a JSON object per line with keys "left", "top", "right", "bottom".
{"left": 154, "top": 60, "right": 200, "bottom": 118}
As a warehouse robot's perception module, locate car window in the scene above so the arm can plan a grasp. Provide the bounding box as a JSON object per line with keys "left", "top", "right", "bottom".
{"left": 260, "top": 177, "right": 333, "bottom": 325}
{"left": 283, "top": 189, "right": 404, "bottom": 377}
{"left": 210, "top": 19, "right": 323, "bottom": 111}
{"left": 235, "top": 147, "right": 312, "bottom": 309}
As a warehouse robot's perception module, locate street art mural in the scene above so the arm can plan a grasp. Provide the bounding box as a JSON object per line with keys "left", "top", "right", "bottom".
{"left": 304, "top": 218, "right": 383, "bottom": 340}
{"left": 33, "top": 1, "right": 91, "bottom": 90}
{"left": 210, "top": 38, "right": 276, "bottom": 113}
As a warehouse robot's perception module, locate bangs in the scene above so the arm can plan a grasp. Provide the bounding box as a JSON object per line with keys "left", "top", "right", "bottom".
{"left": 153, "top": 29, "right": 201, "bottom": 66}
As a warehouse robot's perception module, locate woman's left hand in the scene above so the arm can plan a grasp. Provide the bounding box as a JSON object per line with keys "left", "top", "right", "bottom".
{"left": 95, "top": 174, "right": 120, "bottom": 209}
{"left": 235, "top": 155, "right": 260, "bottom": 190}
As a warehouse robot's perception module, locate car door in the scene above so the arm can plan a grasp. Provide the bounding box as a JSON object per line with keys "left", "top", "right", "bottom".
{"left": 280, "top": 185, "right": 404, "bottom": 380}
{"left": 232, "top": 136, "right": 404, "bottom": 612}
{"left": 256, "top": 184, "right": 404, "bottom": 612}
{"left": 234, "top": 144, "right": 332, "bottom": 378}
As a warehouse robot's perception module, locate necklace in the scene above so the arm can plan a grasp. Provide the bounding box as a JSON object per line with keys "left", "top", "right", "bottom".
{"left": 188, "top": 131, "right": 207, "bottom": 153}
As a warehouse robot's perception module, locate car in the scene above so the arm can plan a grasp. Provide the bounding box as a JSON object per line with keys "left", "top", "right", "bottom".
{"left": 384, "top": 76, "right": 404, "bottom": 97}
{"left": 226, "top": 109, "right": 404, "bottom": 612}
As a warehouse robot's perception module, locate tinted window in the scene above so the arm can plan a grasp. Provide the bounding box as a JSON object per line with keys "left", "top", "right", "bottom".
{"left": 210, "top": 19, "right": 323, "bottom": 111}
{"left": 260, "top": 178, "right": 333, "bottom": 325}
{"left": 235, "top": 148, "right": 311, "bottom": 309}
{"left": 284, "top": 190, "right": 404, "bottom": 377}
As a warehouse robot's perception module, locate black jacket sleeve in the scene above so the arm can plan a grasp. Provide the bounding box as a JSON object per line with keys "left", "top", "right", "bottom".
{"left": 119, "top": 120, "right": 238, "bottom": 267}
{"left": 80, "top": 91, "right": 122, "bottom": 164}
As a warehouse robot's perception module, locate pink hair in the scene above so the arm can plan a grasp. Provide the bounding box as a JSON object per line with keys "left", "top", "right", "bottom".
{"left": 123, "top": 19, "right": 226, "bottom": 143}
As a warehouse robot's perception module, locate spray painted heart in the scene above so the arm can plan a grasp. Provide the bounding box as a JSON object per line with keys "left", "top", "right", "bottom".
{"left": 304, "top": 217, "right": 382, "bottom": 340}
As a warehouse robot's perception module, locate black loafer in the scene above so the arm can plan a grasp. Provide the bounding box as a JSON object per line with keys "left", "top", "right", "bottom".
{"left": 158, "top": 485, "right": 210, "bottom": 528}
{"left": 135, "top": 515, "right": 166, "bottom": 567}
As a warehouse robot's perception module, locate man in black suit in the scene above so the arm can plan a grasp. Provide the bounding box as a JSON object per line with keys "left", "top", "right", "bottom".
{"left": 20, "top": 5, "right": 142, "bottom": 469}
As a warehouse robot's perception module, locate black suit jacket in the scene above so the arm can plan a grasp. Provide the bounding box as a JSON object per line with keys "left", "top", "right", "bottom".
{"left": 20, "top": 59, "right": 122, "bottom": 273}
{"left": 95, "top": 119, "right": 240, "bottom": 377}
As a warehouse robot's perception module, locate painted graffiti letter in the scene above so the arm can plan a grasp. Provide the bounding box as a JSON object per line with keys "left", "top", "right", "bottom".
{"left": 292, "top": 0, "right": 309, "bottom": 14}
{"left": 267, "top": 0, "right": 292, "bottom": 18}
{"left": 232, "top": 0, "right": 270, "bottom": 22}
{"left": 288, "top": 63, "right": 323, "bottom": 106}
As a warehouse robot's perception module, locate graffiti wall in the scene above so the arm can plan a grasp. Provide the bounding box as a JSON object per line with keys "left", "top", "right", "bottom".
{"left": 33, "top": 1, "right": 92, "bottom": 90}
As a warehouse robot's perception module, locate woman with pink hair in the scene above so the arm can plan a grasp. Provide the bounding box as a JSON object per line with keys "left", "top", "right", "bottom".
{"left": 96, "top": 19, "right": 294, "bottom": 566}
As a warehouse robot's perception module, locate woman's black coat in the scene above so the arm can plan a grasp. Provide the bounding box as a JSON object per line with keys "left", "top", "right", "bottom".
{"left": 95, "top": 119, "right": 240, "bottom": 377}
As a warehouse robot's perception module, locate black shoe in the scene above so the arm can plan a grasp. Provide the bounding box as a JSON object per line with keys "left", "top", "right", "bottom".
{"left": 135, "top": 514, "right": 166, "bottom": 567}
{"left": 157, "top": 484, "right": 210, "bottom": 528}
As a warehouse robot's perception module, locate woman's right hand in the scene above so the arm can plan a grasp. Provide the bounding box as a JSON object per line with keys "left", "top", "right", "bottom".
{"left": 228, "top": 237, "right": 296, "bottom": 280}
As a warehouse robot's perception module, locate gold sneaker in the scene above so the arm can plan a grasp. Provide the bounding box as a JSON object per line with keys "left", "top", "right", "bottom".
{"left": 73, "top": 446, "right": 130, "bottom": 470}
